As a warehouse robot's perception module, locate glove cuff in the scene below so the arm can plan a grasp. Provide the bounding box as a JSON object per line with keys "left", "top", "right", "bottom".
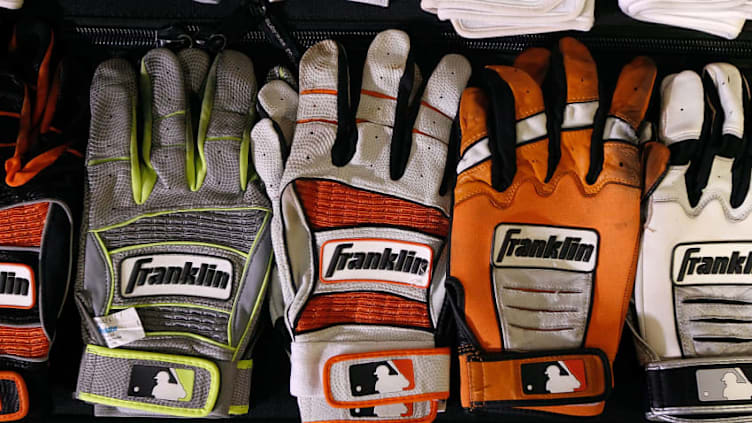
{"left": 74, "top": 345, "right": 252, "bottom": 418}
{"left": 645, "top": 357, "right": 752, "bottom": 422}
{"left": 0, "top": 371, "right": 28, "bottom": 422}
{"left": 458, "top": 348, "right": 611, "bottom": 410}
{"left": 291, "top": 343, "right": 450, "bottom": 423}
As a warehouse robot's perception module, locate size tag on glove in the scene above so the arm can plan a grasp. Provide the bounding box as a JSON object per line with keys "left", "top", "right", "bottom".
{"left": 94, "top": 308, "right": 146, "bottom": 348}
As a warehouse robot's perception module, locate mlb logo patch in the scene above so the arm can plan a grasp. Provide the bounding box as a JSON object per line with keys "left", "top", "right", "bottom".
{"left": 128, "top": 365, "right": 194, "bottom": 402}
{"left": 521, "top": 360, "right": 587, "bottom": 394}
{"left": 350, "top": 403, "right": 414, "bottom": 418}
{"left": 348, "top": 359, "right": 415, "bottom": 397}
{"left": 697, "top": 367, "right": 752, "bottom": 401}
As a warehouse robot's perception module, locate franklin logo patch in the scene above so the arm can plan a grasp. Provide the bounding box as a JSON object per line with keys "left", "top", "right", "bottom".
{"left": 696, "top": 368, "right": 752, "bottom": 401}
{"left": 492, "top": 224, "right": 599, "bottom": 272}
{"left": 673, "top": 242, "right": 752, "bottom": 285}
{"left": 120, "top": 254, "right": 233, "bottom": 300}
{"left": 320, "top": 239, "right": 433, "bottom": 288}
{"left": 128, "top": 365, "right": 194, "bottom": 402}
{"left": 348, "top": 360, "right": 415, "bottom": 397}
{"left": 522, "top": 360, "right": 587, "bottom": 394}
{"left": 0, "top": 263, "right": 35, "bottom": 309}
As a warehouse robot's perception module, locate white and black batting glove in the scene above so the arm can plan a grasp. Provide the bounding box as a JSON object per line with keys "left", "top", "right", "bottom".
{"left": 633, "top": 63, "right": 752, "bottom": 422}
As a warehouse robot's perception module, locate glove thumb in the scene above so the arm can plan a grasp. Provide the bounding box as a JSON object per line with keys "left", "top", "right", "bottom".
{"left": 251, "top": 79, "right": 298, "bottom": 200}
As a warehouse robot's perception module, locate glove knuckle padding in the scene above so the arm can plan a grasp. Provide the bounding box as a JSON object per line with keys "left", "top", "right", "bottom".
{"left": 272, "top": 30, "right": 470, "bottom": 423}
{"left": 76, "top": 48, "right": 270, "bottom": 417}
{"left": 636, "top": 62, "right": 752, "bottom": 421}
{"left": 451, "top": 38, "right": 654, "bottom": 417}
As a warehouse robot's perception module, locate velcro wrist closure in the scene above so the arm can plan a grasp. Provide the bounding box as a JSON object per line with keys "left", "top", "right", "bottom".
{"left": 0, "top": 371, "right": 28, "bottom": 422}
{"left": 75, "top": 345, "right": 252, "bottom": 418}
{"left": 322, "top": 348, "right": 450, "bottom": 408}
{"left": 646, "top": 357, "right": 752, "bottom": 421}
{"left": 459, "top": 348, "right": 611, "bottom": 408}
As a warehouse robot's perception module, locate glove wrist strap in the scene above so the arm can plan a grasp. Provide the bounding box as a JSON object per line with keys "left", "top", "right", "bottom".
{"left": 458, "top": 348, "right": 611, "bottom": 409}
{"left": 646, "top": 357, "right": 752, "bottom": 422}
{"left": 291, "top": 343, "right": 450, "bottom": 423}
{"left": 0, "top": 371, "right": 28, "bottom": 422}
{"left": 74, "top": 344, "right": 252, "bottom": 418}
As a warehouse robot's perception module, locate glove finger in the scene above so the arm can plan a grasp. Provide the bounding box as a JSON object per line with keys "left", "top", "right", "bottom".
{"left": 140, "top": 48, "right": 189, "bottom": 198}
{"left": 295, "top": 39, "right": 353, "bottom": 167}
{"left": 252, "top": 79, "right": 298, "bottom": 198}
{"left": 355, "top": 29, "right": 412, "bottom": 130}
{"left": 593, "top": 56, "right": 656, "bottom": 187}
{"left": 258, "top": 79, "right": 298, "bottom": 147}
{"left": 701, "top": 63, "right": 746, "bottom": 206}
{"left": 196, "top": 50, "right": 257, "bottom": 193}
{"left": 86, "top": 58, "right": 137, "bottom": 213}
{"left": 513, "top": 47, "right": 550, "bottom": 87}
{"left": 0, "top": 68, "right": 25, "bottom": 146}
{"left": 412, "top": 54, "right": 471, "bottom": 145}
{"left": 176, "top": 48, "right": 210, "bottom": 191}
{"left": 9, "top": 20, "right": 54, "bottom": 127}
{"left": 555, "top": 37, "right": 599, "bottom": 179}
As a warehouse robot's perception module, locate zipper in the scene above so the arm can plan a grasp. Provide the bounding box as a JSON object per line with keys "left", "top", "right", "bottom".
{"left": 72, "top": 25, "right": 752, "bottom": 55}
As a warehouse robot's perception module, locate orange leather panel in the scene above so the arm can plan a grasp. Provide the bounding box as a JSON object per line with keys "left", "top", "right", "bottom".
{"left": 0, "top": 203, "right": 49, "bottom": 248}
{"left": 295, "top": 180, "right": 448, "bottom": 238}
{"left": 0, "top": 326, "right": 49, "bottom": 359}
{"left": 459, "top": 353, "right": 606, "bottom": 406}
{"left": 459, "top": 88, "right": 488, "bottom": 156}
{"left": 559, "top": 37, "right": 598, "bottom": 104}
{"left": 608, "top": 56, "right": 657, "bottom": 129}
{"left": 486, "top": 66, "right": 545, "bottom": 120}
{"left": 642, "top": 141, "right": 670, "bottom": 197}
{"left": 513, "top": 48, "right": 550, "bottom": 87}
{"left": 295, "top": 292, "right": 430, "bottom": 333}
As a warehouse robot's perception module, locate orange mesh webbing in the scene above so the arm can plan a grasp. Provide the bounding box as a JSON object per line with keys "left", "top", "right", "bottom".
{"left": 0, "top": 203, "right": 49, "bottom": 247}
{"left": 295, "top": 180, "right": 448, "bottom": 238}
{"left": 0, "top": 326, "right": 49, "bottom": 358}
{"left": 296, "top": 292, "right": 431, "bottom": 333}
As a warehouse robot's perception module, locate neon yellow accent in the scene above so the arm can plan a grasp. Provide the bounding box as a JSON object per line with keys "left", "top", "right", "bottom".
{"left": 80, "top": 345, "right": 219, "bottom": 417}
{"left": 236, "top": 359, "right": 253, "bottom": 370}
{"left": 109, "top": 241, "right": 247, "bottom": 258}
{"left": 144, "top": 332, "right": 235, "bottom": 351}
{"left": 110, "top": 303, "right": 230, "bottom": 315}
{"left": 186, "top": 104, "right": 197, "bottom": 191}
{"left": 228, "top": 212, "right": 271, "bottom": 346}
{"left": 157, "top": 110, "right": 186, "bottom": 121}
{"left": 228, "top": 405, "right": 249, "bottom": 415}
{"left": 232, "top": 252, "right": 273, "bottom": 361}
{"left": 88, "top": 157, "right": 130, "bottom": 166}
{"left": 239, "top": 128, "right": 250, "bottom": 191}
{"left": 137, "top": 60, "right": 157, "bottom": 204}
{"left": 91, "top": 206, "right": 270, "bottom": 233}
{"left": 129, "top": 86, "right": 142, "bottom": 204}
{"left": 194, "top": 57, "right": 219, "bottom": 190}
{"left": 174, "top": 368, "right": 195, "bottom": 402}
{"left": 205, "top": 136, "right": 243, "bottom": 142}
{"left": 94, "top": 232, "right": 118, "bottom": 315}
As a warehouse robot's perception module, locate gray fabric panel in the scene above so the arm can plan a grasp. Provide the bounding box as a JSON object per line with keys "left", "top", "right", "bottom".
{"left": 98, "top": 209, "right": 265, "bottom": 253}
{"left": 229, "top": 365, "right": 252, "bottom": 409}
{"left": 494, "top": 268, "right": 592, "bottom": 351}
{"left": 138, "top": 306, "right": 229, "bottom": 345}
{"left": 76, "top": 348, "right": 213, "bottom": 411}
{"left": 120, "top": 334, "right": 232, "bottom": 362}
{"left": 231, "top": 219, "right": 272, "bottom": 350}
{"left": 675, "top": 285, "right": 752, "bottom": 357}
{"left": 82, "top": 233, "right": 110, "bottom": 317}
